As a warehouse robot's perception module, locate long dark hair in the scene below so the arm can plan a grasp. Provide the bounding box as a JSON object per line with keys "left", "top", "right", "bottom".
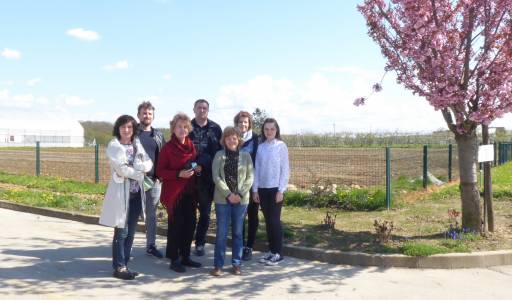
{"left": 113, "top": 115, "right": 138, "bottom": 141}
{"left": 260, "top": 118, "right": 281, "bottom": 142}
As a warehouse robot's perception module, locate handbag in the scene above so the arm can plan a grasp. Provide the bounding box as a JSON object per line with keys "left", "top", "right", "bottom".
{"left": 143, "top": 176, "right": 154, "bottom": 192}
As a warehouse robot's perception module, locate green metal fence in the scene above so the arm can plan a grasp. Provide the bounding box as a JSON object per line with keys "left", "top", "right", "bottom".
{"left": 1, "top": 143, "right": 511, "bottom": 209}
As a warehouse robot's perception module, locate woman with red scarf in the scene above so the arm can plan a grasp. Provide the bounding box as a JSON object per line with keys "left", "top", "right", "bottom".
{"left": 157, "top": 113, "right": 202, "bottom": 273}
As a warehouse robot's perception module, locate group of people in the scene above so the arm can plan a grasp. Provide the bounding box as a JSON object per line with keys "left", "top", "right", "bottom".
{"left": 99, "top": 99, "right": 290, "bottom": 280}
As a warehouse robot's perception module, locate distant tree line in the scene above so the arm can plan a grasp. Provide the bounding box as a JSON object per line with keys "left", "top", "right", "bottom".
{"left": 81, "top": 119, "right": 511, "bottom": 148}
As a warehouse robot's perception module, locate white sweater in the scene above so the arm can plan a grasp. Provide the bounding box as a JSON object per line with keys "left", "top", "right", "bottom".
{"left": 252, "top": 139, "right": 290, "bottom": 193}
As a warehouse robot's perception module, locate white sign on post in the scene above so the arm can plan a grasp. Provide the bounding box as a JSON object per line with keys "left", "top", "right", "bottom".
{"left": 478, "top": 144, "right": 495, "bottom": 162}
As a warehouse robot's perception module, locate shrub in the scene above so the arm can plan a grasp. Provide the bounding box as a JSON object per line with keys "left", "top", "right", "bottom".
{"left": 284, "top": 187, "right": 386, "bottom": 211}
{"left": 373, "top": 219, "right": 394, "bottom": 244}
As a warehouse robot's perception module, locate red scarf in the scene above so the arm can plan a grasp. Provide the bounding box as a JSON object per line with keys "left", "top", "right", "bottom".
{"left": 157, "top": 134, "right": 197, "bottom": 218}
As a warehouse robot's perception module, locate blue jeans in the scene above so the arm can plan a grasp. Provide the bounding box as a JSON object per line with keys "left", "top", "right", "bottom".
{"left": 112, "top": 192, "right": 142, "bottom": 270}
{"left": 145, "top": 185, "right": 160, "bottom": 248}
{"left": 214, "top": 203, "right": 247, "bottom": 268}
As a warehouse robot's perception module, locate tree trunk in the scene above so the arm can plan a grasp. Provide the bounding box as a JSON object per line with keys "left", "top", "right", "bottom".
{"left": 455, "top": 133, "right": 482, "bottom": 233}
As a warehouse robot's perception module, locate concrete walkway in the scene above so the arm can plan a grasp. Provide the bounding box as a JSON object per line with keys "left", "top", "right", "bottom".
{"left": 1, "top": 208, "right": 511, "bottom": 300}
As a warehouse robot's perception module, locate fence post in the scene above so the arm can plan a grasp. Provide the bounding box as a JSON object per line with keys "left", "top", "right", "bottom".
{"left": 35, "top": 141, "right": 40, "bottom": 176}
{"left": 386, "top": 147, "right": 391, "bottom": 210}
{"left": 493, "top": 142, "right": 497, "bottom": 167}
{"left": 498, "top": 142, "right": 503, "bottom": 165}
{"left": 423, "top": 145, "right": 428, "bottom": 189}
{"left": 506, "top": 143, "right": 509, "bottom": 164}
{"left": 448, "top": 144, "right": 452, "bottom": 182}
{"left": 95, "top": 144, "right": 100, "bottom": 183}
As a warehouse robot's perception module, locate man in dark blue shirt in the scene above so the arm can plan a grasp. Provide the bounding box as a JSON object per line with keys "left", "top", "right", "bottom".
{"left": 189, "top": 99, "right": 222, "bottom": 256}
{"left": 137, "top": 101, "right": 166, "bottom": 258}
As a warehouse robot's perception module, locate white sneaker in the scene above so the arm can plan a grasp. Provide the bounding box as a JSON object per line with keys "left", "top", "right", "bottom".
{"left": 258, "top": 252, "right": 273, "bottom": 264}
{"left": 265, "top": 253, "right": 283, "bottom": 266}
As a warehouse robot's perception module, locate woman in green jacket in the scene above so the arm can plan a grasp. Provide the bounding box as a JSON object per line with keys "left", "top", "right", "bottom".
{"left": 210, "top": 126, "right": 254, "bottom": 276}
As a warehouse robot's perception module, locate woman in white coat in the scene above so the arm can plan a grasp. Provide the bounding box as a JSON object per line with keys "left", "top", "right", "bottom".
{"left": 99, "top": 115, "right": 152, "bottom": 280}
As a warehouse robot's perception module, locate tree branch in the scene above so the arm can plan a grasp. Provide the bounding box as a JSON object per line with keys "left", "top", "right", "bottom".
{"left": 442, "top": 108, "right": 457, "bottom": 134}
{"left": 461, "top": 7, "right": 475, "bottom": 90}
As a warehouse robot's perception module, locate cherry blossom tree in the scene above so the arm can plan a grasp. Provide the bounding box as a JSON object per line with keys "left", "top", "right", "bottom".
{"left": 358, "top": 0, "right": 512, "bottom": 232}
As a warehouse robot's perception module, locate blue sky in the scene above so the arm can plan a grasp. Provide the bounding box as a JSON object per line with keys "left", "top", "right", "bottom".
{"left": 1, "top": 0, "right": 511, "bottom": 134}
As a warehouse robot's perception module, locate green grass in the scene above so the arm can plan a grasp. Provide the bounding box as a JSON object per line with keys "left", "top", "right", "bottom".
{"left": 401, "top": 238, "right": 474, "bottom": 256}
{"left": 491, "top": 161, "right": 512, "bottom": 198}
{"left": 401, "top": 242, "right": 449, "bottom": 256}
{"left": 0, "top": 171, "right": 106, "bottom": 194}
{"left": 284, "top": 187, "right": 386, "bottom": 211}
{"left": 392, "top": 176, "right": 426, "bottom": 192}
{"left": 1, "top": 162, "right": 512, "bottom": 256}
{"left": 0, "top": 187, "right": 100, "bottom": 215}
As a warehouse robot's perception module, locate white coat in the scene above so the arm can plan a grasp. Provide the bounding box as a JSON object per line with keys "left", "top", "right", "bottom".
{"left": 99, "top": 137, "right": 153, "bottom": 228}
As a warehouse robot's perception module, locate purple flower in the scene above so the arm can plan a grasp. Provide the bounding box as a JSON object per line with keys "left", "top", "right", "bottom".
{"left": 372, "top": 83, "right": 383, "bottom": 92}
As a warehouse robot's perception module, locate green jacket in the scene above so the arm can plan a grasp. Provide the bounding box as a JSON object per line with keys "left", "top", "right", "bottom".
{"left": 212, "top": 149, "right": 254, "bottom": 205}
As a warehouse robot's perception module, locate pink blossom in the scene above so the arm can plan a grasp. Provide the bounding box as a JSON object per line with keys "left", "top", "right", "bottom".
{"left": 357, "top": 0, "right": 512, "bottom": 135}
{"left": 353, "top": 97, "right": 366, "bottom": 106}
{"left": 372, "top": 83, "right": 383, "bottom": 92}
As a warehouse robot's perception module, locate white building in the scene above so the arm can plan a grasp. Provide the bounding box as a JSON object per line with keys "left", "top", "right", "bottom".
{"left": 0, "top": 119, "right": 84, "bottom": 147}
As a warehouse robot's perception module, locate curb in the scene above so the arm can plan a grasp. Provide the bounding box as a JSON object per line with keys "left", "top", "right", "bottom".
{"left": 2, "top": 200, "right": 511, "bottom": 269}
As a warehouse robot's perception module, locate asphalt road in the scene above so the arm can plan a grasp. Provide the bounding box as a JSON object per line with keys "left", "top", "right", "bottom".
{"left": 1, "top": 208, "right": 511, "bottom": 300}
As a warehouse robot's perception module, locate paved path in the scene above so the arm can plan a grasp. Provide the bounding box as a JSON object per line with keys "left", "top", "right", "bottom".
{"left": 1, "top": 208, "right": 511, "bottom": 300}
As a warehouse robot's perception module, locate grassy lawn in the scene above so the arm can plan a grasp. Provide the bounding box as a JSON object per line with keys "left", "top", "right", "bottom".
{"left": 1, "top": 162, "right": 511, "bottom": 256}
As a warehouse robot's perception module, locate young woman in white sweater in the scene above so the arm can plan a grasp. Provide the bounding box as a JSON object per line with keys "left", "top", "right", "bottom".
{"left": 252, "top": 118, "right": 290, "bottom": 266}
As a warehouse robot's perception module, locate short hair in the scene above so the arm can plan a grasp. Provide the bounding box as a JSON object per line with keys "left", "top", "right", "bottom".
{"left": 220, "top": 126, "right": 243, "bottom": 150}
{"left": 233, "top": 111, "right": 253, "bottom": 130}
{"left": 194, "top": 99, "right": 209, "bottom": 108}
{"left": 261, "top": 118, "right": 281, "bottom": 142}
{"left": 170, "top": 112, "right": 193, "bottom": 139}
{"left": 113, "top": 115, "right": 138, "bottom": 141}
{"left": 137, "top": 101, "right": 155, "bottom": 114}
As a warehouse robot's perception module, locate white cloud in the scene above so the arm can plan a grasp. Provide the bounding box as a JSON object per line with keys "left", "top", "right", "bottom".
{"left": 212, "top": 69, "right": 452, "bottom": 134}
{"left": 66, "top": 28, "right": 100, "bottom": 42}
{"left": 0, "top": 89, "right": 33, "bottom": 108}
{"left": 27, "top": 78, "right": 42, "bottom": 87}
{"left": 36, "top": 97, "right": 49, "bottom": 105}
{"left": 1, "top": 48, "right": 21, "bottom": 60}
{"left": 62, "top": 95, "right": 94, "bottom": 107}
{"left": 103, "top": 60, "right": 129, "bottom": 71}
{"left": 162, "top": 73, "right": 172, "bottom": 80}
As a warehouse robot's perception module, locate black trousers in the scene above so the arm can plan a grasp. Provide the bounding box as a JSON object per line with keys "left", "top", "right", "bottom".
{"left": 194, "top": 182, "right": 214, "bottom": 247}
{"left": 242, "top": 194, "right": 259, "bottom": 248}
{"left": 166, "top": 194, "right": 197, "bottom": 262}
{"left": 258, "top": 187, "right": 283, "bottom": 255}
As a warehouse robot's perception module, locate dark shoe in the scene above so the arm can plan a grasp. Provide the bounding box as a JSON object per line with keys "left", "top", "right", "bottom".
{"left": 128, "top": 269, "right": 139, "bottom": 277}
{"left": 242, "top": 247, "right": 252, "bottom": 261}
{"left": 210, "top": 267, "right": 223, "bottom": 277}
{"left": 181, "top": 257, "right": 202, "bottom": 268}
{"left": 170, "top": 261, "right": 186, "bottom": 273}
{"left": 113, "top": 267, "right": 135, "bottom": 280}
{"left": 146, "top": 245, "right": 164, "bottom": 259}
{"left": 265, "top": 253, "right": 283, "bottom": 266}
{"left": 231, "top": 265, "right": 241, "bottom": 276}
{"left": 194, "top": 245, "right": 205, "bottom": 256}
{"left": 258, "top": 252, "right": 273, "bottom": 264}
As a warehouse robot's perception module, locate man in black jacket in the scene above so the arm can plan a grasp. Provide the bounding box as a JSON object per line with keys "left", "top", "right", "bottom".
{"left": 137, "top": 101, "right": 165, "bottom": 258}
{"left": 189, "top": 99, "right": 222, "bottom": 256}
